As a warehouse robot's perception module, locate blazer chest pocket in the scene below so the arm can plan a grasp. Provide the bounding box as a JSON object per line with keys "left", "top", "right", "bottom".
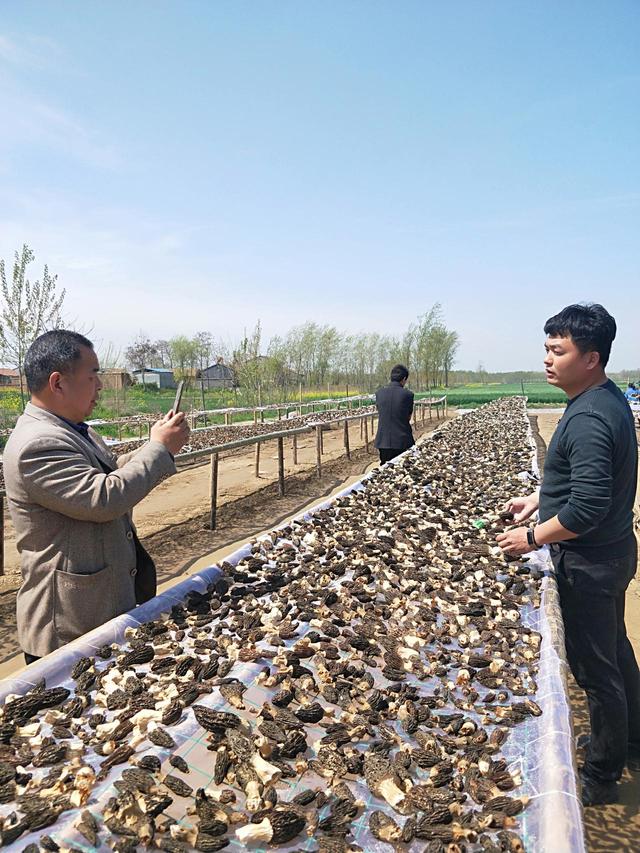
{"left": 53, "top": 565, "right": 113, "bottom": 644}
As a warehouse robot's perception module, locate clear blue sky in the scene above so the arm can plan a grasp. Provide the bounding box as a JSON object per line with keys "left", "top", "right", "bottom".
{"left": 1, "top": 1, "right": 638, "bottom": 371}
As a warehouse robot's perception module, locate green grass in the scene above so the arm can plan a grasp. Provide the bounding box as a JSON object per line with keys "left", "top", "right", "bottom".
{"left": 417, "top": 380, "right": 625, "bottom": 406}
{"left": 0, "top": 385, "right": 370, "bottom": 445}
{"left": 90, "top": 385, "right": 366, "bottom": 422}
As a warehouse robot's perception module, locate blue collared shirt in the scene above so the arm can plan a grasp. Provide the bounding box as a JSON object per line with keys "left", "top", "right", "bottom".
{"left": 58, "top": 416, "right": 96, "bottom": 446}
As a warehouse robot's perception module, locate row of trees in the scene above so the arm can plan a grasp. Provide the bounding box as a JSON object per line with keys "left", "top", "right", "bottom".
{"left": 260, "top": 305, "right": 460, "bottom": 398}
{"left": 124, "top": 333, "right": 217, "bottom": 383}
{"left": 0, "top": 245, "right": 460, "bottom": 410}
{"left": 123, "top": 306, "right": 460, "bottom": 404}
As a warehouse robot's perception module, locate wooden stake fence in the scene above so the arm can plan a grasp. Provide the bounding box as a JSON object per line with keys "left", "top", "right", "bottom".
{"left": 0, "top": 398, "right": 446, "bottom": 554}
{"left": 209, "top": 452, "right": 219, "bottom": 529}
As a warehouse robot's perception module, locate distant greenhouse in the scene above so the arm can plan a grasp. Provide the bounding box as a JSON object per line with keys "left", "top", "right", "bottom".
{"left": 132, "top": 368, "right": 177, "bottom": 389}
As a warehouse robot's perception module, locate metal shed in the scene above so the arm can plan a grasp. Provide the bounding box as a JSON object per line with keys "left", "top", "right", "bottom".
{"left": 199, "top": 360, "right": 237, "bottom": 389}
{"left": 132, "top": 368, "right": 177, "bottom": 389}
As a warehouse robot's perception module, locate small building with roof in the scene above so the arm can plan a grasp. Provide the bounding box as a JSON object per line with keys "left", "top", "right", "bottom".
{"left": 199, "top": 359, "right": 237, "bottom": 389}
{"left": 132, "top": 368, "right": 177, "bottom": 389}
{"left": 0, "top": 368, "right": 21, "bottom": 387}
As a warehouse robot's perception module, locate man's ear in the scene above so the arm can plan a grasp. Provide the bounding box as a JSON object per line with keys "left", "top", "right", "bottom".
{"left": 49, "top": 371, "right": 64, "bottom": 395}
{"left": 585, "top": 351, "right": 601, "bottom": 371}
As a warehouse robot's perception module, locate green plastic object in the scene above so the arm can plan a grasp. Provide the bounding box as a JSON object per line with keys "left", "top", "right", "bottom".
{"left": 472, "top": 518, "right": 487, "bottom": 529}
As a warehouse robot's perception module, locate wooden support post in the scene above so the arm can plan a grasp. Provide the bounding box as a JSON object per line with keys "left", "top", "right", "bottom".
{"left": 0, "top": 497, "right": 4, "bottom": 577}
{"left": 360, "top": 417, "right": 364, "bottom": 439}
{"left": 343, "top": 418, "right": 351, "bottom": 460}
{"left": 320, "top": 426, "right": 324, "bottom": 455}
{"left": 277, "top": 437, "right": 285, "bottom": 497}
{"left": 422, "top": 402, "right": 426, "bottom": 425}
{"left": 315, "top": 425, "right": 322, "bottom": 478}
{"left": 139, "top": 423, "right": 143, "bottom": 439}
{"left": 254, "top": 441, "right": 261, "bottom": 477}
{"left": 437, "top": 403, "right": 441, "bottom": 420}
{"left": 429, "top": 403, "right": 433, "bottom": 420}
{"left": 260, "top": 409, "right": 264, "bottom": 423}
{"left": 147, "top": 421, "right": 152, "bottom": 438}
{"left": 364, "top": 415, "right": 369, "bottom": 452}
{"left": 444, "top": 398, "right": 448, "bottom": 418}
{"left": 293, "top": 433, "right": 298, "bottom": 465}
{"left": 253, "top": 409, "right": 258, "bottom": 425}
{"left": 209, "top": 452, "right": 219, "bottom": 530}
{"left": 224, "top": 412, "right": 230, "bottom": 426}
{"left": 118, "top": 423, "right": 123, "bottom": 440}
{"left": 413, "top": 406, "right": 417, "bottom": 429}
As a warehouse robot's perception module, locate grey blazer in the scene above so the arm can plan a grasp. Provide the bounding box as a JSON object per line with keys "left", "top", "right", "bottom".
{"left": 374, "top": 381, "right": 415, "bottom": 450}
{"left": 3, "top": 403, "right": 176, "bottom": 657}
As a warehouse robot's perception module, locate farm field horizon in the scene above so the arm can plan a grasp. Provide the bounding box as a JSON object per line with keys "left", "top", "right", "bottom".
{"left": 0, "top": 378, "right": 613, "bottom": 436}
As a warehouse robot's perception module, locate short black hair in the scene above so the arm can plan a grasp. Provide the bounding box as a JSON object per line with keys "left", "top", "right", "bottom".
{"left": 24, "top": 330, "right": 94, "bottom": 393}
{"left": 390, "top": 364, "right": 409, "bottom": 382}
{"left": 543, "top": 303, "right": 616, "bottom": 368}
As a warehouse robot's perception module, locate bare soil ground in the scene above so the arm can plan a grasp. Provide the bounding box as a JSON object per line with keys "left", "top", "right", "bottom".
{"left": 533, "top": 412, "right": 640, "bottom": 851}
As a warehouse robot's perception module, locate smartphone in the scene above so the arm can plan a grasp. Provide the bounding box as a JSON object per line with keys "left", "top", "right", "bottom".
{"left": 172, "top": 380, "right": 185, "bottom": 413}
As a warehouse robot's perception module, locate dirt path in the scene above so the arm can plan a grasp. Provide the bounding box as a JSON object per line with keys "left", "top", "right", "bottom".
{"left": 533, "top": 412, "right": 640, "bottom": 851}
{"left": 0, "top": 415, "right": 448, "bottom": 675}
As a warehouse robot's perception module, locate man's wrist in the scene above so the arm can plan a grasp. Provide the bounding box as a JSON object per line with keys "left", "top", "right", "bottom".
{"left": 526, "top": 528, "right": 540, "bottom": 549}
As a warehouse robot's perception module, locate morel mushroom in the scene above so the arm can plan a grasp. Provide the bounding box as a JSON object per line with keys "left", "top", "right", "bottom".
{"left": 235, "top": 807, "right": 305, "bottom": 845}
{"left": 363, "top": 753, "right": 406, "bottom": 811}
{"left": 369, "top": 810, "right": 402, "bottom": 843}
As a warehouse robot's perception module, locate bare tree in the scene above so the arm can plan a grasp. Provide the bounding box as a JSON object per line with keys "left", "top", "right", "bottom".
{"left": 154, "top": 339, "right": 173, "bottom": 369}
{"left": 233, "top": 321, "right": 263, "bottom": 405}
{"left": 442, "top": 330, "right": 459, "bottom": 387}
{"left": 0, "top": 244, "right": 66, "bottom": 407}
{"left": 194, "top": 332, "right": 213, "bottom": 378}
{"left": 124, "top": 333, "right": 158, "bottom": 388}
{"left": 96, "top": 340, "right": 122, "bottom": 369}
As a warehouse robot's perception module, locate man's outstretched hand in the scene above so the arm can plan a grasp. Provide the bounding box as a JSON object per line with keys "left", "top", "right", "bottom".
{"left": 503, "top": 492, "right": 539, "bottom": 523}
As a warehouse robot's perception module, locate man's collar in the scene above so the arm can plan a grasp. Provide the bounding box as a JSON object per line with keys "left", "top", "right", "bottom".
{"left": 24, "top": 401, "right": 111, "bottom": 461}
{"left": 24, "top": 401, "right": 70, "bottom": 425}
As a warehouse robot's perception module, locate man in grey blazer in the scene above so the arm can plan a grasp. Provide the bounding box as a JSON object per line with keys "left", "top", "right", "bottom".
{"left": 3, "top": 330, "right": 190, "bottom": 662}
{"left": 374, "top": 364, "right": 415, "bottom": 464}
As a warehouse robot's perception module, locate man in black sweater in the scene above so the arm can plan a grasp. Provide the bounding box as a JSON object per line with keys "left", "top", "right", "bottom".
{"left": 374, "top": 364, "right": 415, "bottom": 464}
{"left": 496, "top": 303, "right": 640, "bottom": 806}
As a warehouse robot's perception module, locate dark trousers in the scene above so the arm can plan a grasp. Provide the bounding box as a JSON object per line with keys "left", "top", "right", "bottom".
{"left": 552, "top": 541, "right": 640, "bottom": 783}
{"left": 379, "top": 448, "right": 403, "bottom": 464}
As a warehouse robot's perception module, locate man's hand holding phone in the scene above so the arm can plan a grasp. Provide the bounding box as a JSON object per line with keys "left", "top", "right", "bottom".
{"left": 151, "top": 411, "right": 190, "bottom": 455}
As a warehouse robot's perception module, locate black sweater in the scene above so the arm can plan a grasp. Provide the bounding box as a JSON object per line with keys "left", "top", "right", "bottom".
{"left": 539, "top": 379, "right": 638, "bottom": 556}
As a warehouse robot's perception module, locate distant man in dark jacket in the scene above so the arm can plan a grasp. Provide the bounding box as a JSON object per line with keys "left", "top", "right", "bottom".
{"left": 374, "top": 364, "right": 414, "bottom": 464}
{"left": 496, "top": 303, "right": 640, "bottom": 806}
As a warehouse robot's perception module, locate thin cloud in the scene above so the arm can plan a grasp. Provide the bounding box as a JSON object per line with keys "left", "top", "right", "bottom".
{"left": 0, "top": 84, "right": 122, "bottom": 170}
{"left": 0, "top": 33, "right": 120, "bottom": 170}
{"left": 0, "top": 32, "right": 66, "bottom": 70}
